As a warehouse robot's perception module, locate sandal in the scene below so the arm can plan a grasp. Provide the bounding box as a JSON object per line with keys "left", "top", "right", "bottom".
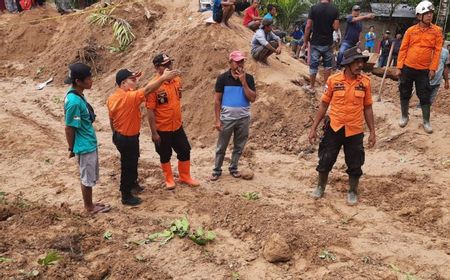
{"left": 88, "top": 204, "right": 111, "bottom": 215}
{"left": 209, "top": 174, "right": 221, "bottom": 181}
{"left": 230, "top": 171, "right": 241, "bottom": 178}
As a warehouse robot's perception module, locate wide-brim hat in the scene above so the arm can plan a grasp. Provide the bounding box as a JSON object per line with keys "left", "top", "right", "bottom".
{"left": 341, "top": 46, "right": 369, "bottom": 66}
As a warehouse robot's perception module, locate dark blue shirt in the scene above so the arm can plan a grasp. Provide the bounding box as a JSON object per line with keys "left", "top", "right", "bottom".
{"left": 343, "top": 16, "right": 362, "bottom": 45}
{"left": 291, "top": 29, "right": 304, "bottom": 40}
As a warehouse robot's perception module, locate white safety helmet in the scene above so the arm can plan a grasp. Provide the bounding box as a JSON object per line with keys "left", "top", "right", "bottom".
{"left": 415, "top": 0, "right": 434, "bottom": 15}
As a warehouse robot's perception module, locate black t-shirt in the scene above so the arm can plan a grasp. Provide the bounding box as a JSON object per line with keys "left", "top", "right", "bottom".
{"left": 308, "top": 2, "right": 339, "bottom": 46}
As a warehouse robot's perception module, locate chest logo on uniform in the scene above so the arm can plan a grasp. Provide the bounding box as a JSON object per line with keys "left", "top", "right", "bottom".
{"left": 333, "top": 83, "right": 345, "bottom": 91}
{"left": 157, "top": 90, "right": 168, "bottom": 105}
{"left": 355, "top": 82, "right": 365, "bottom": 91}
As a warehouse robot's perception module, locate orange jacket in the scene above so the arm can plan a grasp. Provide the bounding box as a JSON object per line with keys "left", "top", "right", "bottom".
{"left": 322, "top": 72, "right": 373, "bottom": 137}
{"left": 145, "top": 76, "right": 182, "bottom": 132}
{"left": 397, "top": 24, "right": 443, "bottom": 71}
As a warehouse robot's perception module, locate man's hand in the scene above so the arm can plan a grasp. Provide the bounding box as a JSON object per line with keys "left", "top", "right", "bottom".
{"left": 429, "top": 70, "right": 435, "bottom": 80}
{"left": 69, "top": 151, "right": 75, "bottom": 158}
{"left": 235, "top": 67, "right": 246, "bottom": 83}
{"left": 445, "top": 81, "right": 449, "bottom": 90}
{"left": 395, "top": 68, "right": 402, "bottom": 78}
{"left": 276, "top": 46, "right": 282, "bottom": 55}
{"left": 151, "top": 132, "right": 161, "bottom": 145}
{"left": 366, "top": 13, "right": 375, "bottom": 19}
{"left": 308, "top": 129, "right": 318, "bottom": 145}
{"left": 368, "top": 131, "right": 376, "bottom": 148}
{"left": 161, "top": 68, "right": 181, "bottom": 81}
{"left": 214, "top": 120, "right": 223, "bottom": 132}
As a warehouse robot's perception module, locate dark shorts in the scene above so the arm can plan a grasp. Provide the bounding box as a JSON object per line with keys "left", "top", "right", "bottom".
{"left": 213, "top": 8, "right": 223, "bottom": 23}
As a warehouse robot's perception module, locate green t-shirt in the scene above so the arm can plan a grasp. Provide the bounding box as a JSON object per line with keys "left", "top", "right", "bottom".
{"left": 64, "top": 89, "right": 98, "bottom": 155}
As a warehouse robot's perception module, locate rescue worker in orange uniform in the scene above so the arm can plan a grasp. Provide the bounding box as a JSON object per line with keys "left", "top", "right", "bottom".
{"left": 308, "top": 46, "right": 376, "bottom": 205}
{"left": 396, "top": 0, "right": 443, "bottom": 133}
{"left": 146, "top": 53, "right": 199, "bottom": 189}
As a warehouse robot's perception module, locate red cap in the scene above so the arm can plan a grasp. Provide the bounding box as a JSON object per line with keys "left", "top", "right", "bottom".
{"left": 229, "top": 50, "right": 246, "bottom": 62}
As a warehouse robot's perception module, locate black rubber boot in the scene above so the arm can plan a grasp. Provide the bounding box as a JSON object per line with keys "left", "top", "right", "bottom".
{"left": 121, "top": 192, "right": 141, "bottom": 206}
{"left": 421, "top": 104, "right": 433, "bottom": 133}
{"left": 311, "top": 172, "right": 329, "bottom": 199}
{"left": 347, "top": 176, "right": 359, "bottom": 205}
{"left": 131, "top": 181, "right": 144, "bottom": 194}
{"left": 398, "top": 99, "right": 409, "bottom": 128}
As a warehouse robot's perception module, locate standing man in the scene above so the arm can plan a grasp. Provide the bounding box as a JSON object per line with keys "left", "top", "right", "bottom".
{"left": 337, "top": 5, "right": 375, "bottom": 68}
{"left": 301, "top": 0, "right": 340, "bottom": 95}
{"left": 146, "top": 54, "right": 199, "bottom": 189}
{"left": 243, "top": 0, "right": 262, "bottom": 31}
{"left": 308, "top": 47, "right": 376, "bottom": 205}
{"left": 428, "top": 43, "right": 449, "bottom": 104}
{"left": 210, "top": 51, "right": 256, "bottom": 181}
{"left": 250, "top": 18, "right": 282, "bottom": 64}
{"left": 365, "top": 26, "right": 376, "bottom": 52}
{"left": 378, "top": 30, "right": 392, "bottom": 67}
{"left": 64, "top": 63, "right": 110, "bottom": 214}
{"left": 212, "top": 0, "right": 235, "bottom": 28}
{"left": 107, "top": 68, "right": 180, "bottom": 205}
{"left": 391, "top": 33, "right": 403, "bottom": 66}
{"left": 396, "top": 0, "right": 443, "bottom": 133}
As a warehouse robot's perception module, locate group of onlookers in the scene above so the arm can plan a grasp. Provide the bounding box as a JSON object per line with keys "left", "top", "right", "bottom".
{"left": 0, "top": 0, "right": 95, "bottom": 14}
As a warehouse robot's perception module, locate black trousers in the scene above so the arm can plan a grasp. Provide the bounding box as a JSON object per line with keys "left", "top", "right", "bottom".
{"left": 235, "top": 1, "right": 250, "bottom": 12}
{"left": 316, "top": 126, "right": 365, "bottom": 177}
{"left": 399, "top": 66, "right": 431, "bottom": 106}
{"left": 155, "top": 127, "right": 191, "bottom": 164}
{"left": 113, "top": 132, "right": 139, "bottom": 195}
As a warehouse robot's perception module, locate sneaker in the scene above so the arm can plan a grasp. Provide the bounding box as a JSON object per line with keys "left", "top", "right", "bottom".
{"left": 121, "top": 194, "right": 141, "bottom": 206}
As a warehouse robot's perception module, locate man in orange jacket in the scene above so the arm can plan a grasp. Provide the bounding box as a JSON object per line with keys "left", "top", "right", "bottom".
{"left": 396, "top": 0, "right": 443, "bottom": 134}
{"left": 146, "top": 53, "right": 199, "bottom": 189}
{"left": 309, "top": 46, "right": 376, "bottom": 205}
{"left": 107, "top": 68, "right": 180, "bottom": 205}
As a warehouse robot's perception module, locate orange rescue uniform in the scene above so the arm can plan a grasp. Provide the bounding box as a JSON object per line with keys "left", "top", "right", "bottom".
{"left": 107, "top": 88, "right": 146, "bottom": 136}
{"left": 145, "top": 76, "right": 182, "bottom": 132}
{"left": 322, "top": 72, "right": 373, "bottom": 137}
{"left": 397, "top": 24, "right": 443, "bottom": 71}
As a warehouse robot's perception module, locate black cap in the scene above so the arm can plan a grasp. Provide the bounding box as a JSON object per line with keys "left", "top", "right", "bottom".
{"left": 352, "top": 5, "right": 361, "bottom": 11}
{"left": 115, "top": 69, "right": 141, "bottom": 86}
{"left": 64, "top": 63, "right": 92, "bottom": 84}
{"left": 341, "top": 46, "right": 369, "bottom": 66}
{"left": 153, "top": 53, "right": 173, "bottom": 66}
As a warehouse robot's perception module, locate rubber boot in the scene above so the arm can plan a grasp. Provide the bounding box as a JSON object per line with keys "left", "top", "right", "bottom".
{"left": 161, "top": 163, "right": 176, "bottom": 190}
{"left": 311, "top": 172, "right": 328, "bottom": 199}
{"left": 178, "top": 160, "right": 200, "bottom": 187}
{"left": 347, "top": 176, "right": 359, "bottom": 205}
{"left": 398, "top": 99, "right": 409, "bottom": 128}
{"left": 121, "top": 192, "right": 141, "bottom": 206}
{"left": 421, "top": 104, "right": 433, "bottom": 134}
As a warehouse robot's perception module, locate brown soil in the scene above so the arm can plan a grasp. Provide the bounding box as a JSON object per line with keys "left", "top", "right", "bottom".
{"left": 1, "top": 1, "right": 449, "bottom": 279}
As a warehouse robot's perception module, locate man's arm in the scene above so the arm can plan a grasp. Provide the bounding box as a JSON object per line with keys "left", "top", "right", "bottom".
{"left": 240, "top": 75, "right": 256, "bottom": 102}
{"left": 308, "top": 101, "right": 330, "bottom": 144}
{"left": 303, "top": 19, "right": 313, "bottom": 46}
{"left": 214, "top": 92, "right": 223, "bottom": 131}
{"left": 143, "top": 69, "right": 180, "bottom": 96}
{"left": 109, "top": 118, "right": 114, "bottom": 133}
{"left": 364, "top": 105, "right": 376, "bottom": 148}
{"left": 65, "top": 126, "right": 76, "bottom": 158}
{"left": 146, "top": 109, "right": 160, "bottom": 144}
{"left": 443, "top": 63, "right": 449, "bottom": 89}
{"left": 350, "top": 13, "right": 375, "bottom": 23}
{"left": 333, "top": 19, "right": 339, "bottom": 31}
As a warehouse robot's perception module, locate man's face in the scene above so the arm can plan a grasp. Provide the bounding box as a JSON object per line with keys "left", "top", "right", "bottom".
{"left": 264, "top": 25, "right": 272, "bottom": 32}
{"left": 76, "top": 76, "right": 93, "bottom": 89}
{"left": 122, "top": 76, "right": 137, "bottom": 90}
{"left": 396, "top": 34, "right": 402, "bottom": 39}
{"left": 418, "top": 11, "right": 433, "bottom": 24}
{"left": 156, "top": 61, "right": 173, "bottom": 73}
{"left": 252, "top": 0, "right": 258, "bottom": 8}
{"left": 230, "top": 59, "right": 245, "bottom": 72}
{"left": 383, "top": 33, "right": 390, "bottom": 39}
{"left": 348, "top": 58, "right": 364, "bottom": 75}
{"left": 271, "top": 7, "right": 277, "bottom": 16}
{"left": 352, "top": 10, "right": 360, "bottom": 17}
{"left": 369, "top": 27, "right": 374, "bottom": 32}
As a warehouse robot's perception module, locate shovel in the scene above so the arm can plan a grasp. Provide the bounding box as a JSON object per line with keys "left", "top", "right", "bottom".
{"left": 36, "top": 77, "right": 53, "bottom": 90}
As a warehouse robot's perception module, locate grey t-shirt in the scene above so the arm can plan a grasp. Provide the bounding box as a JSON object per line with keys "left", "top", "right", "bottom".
{"left": 251, "top": 29, "right": 280, "bottom": 53}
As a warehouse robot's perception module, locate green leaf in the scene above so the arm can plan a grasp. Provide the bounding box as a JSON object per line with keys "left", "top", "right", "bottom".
{"left": 319, "top": 250, "right": 336, "bottom": 261}
{"left": 0, "top": 257, "right": 12, "bottom": 263}
{"left": 147, "top": 230, "right": 174, "bottom": 244}
{"left": 171, "top": 216, "right": 190, "bottom": 238}
{"left": 37, "top": 251, "right": 61, "bottom": 266}
{"left": 242, "top": 192, "right": 259, "bottom": 200}
{"left": 189, "top": 227, "right": 216, "bottom": 245}
{"left": 103, "top": 231, "right": 113, "bottom": 240}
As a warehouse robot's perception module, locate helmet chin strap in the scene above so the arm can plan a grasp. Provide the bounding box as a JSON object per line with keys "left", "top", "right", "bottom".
{"left": 420, "top": 14, "right": 431, "bottom": 26}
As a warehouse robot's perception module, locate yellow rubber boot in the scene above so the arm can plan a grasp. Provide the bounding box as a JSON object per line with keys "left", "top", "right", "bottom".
{"left": 178, "top": 160, "right": 200, "bottom": 187}
{"left": 161, "top": 163, "right": 176, "bottom": 190}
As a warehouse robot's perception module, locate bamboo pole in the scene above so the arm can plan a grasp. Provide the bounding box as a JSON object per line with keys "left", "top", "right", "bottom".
{"left": 377, "top": 41, "right": 395, "bottom": 102}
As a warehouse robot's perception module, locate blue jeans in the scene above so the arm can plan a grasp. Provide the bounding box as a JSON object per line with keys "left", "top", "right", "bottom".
{"left": 309, "top": 45, "right": 333, "bottom": 75}
{"left": 337, "top": 41, "right": 355, "bottom": 67}
{"left": 378, "top": 55, "right": 389, "bottom": 67}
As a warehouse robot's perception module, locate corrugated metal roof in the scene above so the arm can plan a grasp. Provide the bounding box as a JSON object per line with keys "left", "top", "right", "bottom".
{"left": 370, "top": 3, "right": 416, "bottom": 18}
